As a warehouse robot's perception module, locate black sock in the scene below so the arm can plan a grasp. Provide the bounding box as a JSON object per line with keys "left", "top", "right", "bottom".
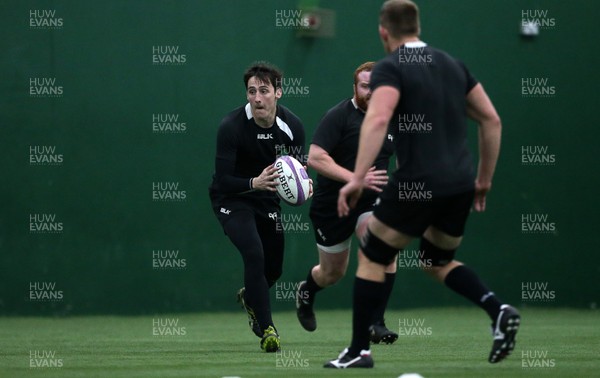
{"left": 444, "top": 265, "right": 503, "bottom": 321}
{"left": 372, "top": 272, "right": 396, "bottom": 325}
{"left": 348, "top": 277, "right": 385, "bottom": 357}
{"left": 303, "top": 268, "right": 323, "bottom": 303}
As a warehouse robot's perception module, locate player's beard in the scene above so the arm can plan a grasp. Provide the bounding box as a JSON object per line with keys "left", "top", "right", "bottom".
{"left": 355, "top": 92, "right": 370, "bottom": 112}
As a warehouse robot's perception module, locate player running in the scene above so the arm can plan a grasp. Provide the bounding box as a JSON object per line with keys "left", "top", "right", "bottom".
{"left": 295, "top": 62, "right": 398, "bottom": 344}
{"left": 326, "top": 0, "right": 520, "bottom": 368}
{"left": 209, "top": 62, "right": 306, "bottom": 352}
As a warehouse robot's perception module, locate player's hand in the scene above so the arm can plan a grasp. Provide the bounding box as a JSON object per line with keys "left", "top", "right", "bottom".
{"left": 303, "top": 165, "right": 314, "bottom": 199}
{"left": 473, "top": 179, "right": 491, "bottom": 212}
{"left": 253, "top": 164, "right": 279, "bottom": 192}
{"left": 364, "top": 166, "right": 388, "bottom": 192}
{"left": 338, "top": 177, "right": 364, "bottom": 217}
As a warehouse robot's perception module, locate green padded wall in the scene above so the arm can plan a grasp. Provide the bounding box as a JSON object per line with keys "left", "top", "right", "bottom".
{"left": 0, "top": 0, "right": 597, "bottom": 314}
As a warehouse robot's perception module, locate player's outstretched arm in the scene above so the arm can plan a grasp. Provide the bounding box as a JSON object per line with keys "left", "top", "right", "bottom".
{"left": 308, "top": 144, "right": 354, "bottom": 182}
{"left": 466, "top": 83, "right": 502, "bottom": 212}
{"left": 309, "top": 144, "right": 388, "bottom": 192}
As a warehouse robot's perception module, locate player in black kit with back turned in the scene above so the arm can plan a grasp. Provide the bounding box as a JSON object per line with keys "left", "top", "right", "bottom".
{"left": 326, "top": 0, "right": 520, "bottom": 368}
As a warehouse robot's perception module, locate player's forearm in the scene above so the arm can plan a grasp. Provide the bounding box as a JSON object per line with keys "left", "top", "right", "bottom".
{"left": 214, "top": 174, "right": 254, "bottom": 194}
{"left": 476, "top": 120, "right": 502, "bottom": 184}
{"left": 354, "top": 114, "right": 388, "bottom": 180}
{"left": 309, "top": 154, "right": 354, "bottom": 183}
{"left": 214, "top": 157, "right": 255, "bottom": 194}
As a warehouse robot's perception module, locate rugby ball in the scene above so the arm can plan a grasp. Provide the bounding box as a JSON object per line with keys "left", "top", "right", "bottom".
{"left": 274, "top": 156, "right": 311, "bottom": 206}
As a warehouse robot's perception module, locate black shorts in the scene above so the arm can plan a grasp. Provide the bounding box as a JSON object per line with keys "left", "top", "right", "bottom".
{"left": 309, "top": 194, "right": 378, "bottom": 250}
{"left": 211, "top": 195, "right": 281, "bottom": 230}
{"left": 373, "top": 185, "right": 475, "bottom": 238}
{"left": 209, "top": 194, "right": 285, "bottom": 285}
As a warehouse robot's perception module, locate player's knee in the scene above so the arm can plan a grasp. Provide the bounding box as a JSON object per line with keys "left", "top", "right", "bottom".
{"left": 424, "top": 226, "right": 462, "bottom": 250}
{"left": 265, "top": 269, "right": 282, "bottom": 288}
{"left": 242, "top": 250, "right": 265, "bottom": 279}
{"left": 420, "top": 237, "right": 456, "bottom": 269}
{"left": 266, "top": 277, "right": 278, "bottom": 288}
{"left": 360, "top": 228, "right": 398, "bottom": 266}
{"left": 240, "top": 244, "right": 264, "bottom": 263}
{"left": 320, "top": 264, "right": 346, "bottom": 285}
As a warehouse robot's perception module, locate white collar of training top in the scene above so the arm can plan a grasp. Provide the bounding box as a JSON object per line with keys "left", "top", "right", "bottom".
{"left": 404, "top": 41, "right": 427, "bottom": 48}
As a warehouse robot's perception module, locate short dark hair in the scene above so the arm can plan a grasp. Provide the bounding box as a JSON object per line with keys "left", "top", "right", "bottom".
{"left": 354, "top": 61, "right": 376, "bottom": 86}
{"left": 380, "top": 0, "right": 420, "bottom": 38}
{"left": 243, "top": 62, "right": 283, "bottom": 90}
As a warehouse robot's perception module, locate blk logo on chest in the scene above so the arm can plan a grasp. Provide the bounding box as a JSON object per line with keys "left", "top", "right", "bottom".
{"left": 257, "top": 133, "right": 273, "bottom": 140}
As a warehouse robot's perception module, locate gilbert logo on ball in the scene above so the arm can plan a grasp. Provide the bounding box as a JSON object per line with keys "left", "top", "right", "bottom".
{"left": 274, "top": 156, "right": 311, "bottom": 206}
